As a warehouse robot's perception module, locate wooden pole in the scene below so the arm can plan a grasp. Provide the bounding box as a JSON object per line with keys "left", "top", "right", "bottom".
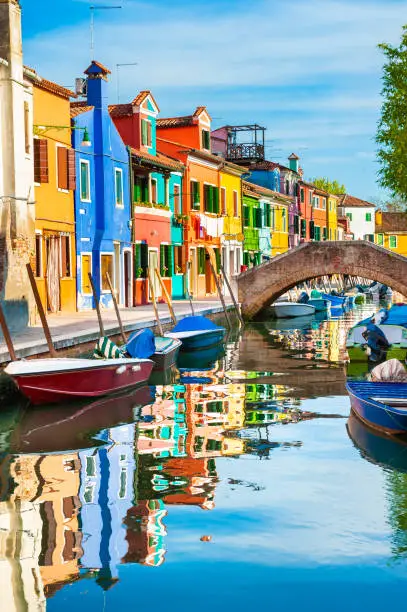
{"left": 220, "top": 264, "right": 244, "bottom": 327}
{"left": 88, "top": 272, "right": 105, "bottom": 337}
{"left": 0, "top": 302, "right": 17, "bottom": 361}
{"left": 26, "top": 263, "right": 57, "bottom": 357}
{"left": 148, "top": 268, "right": 164, "bottom": 336}
{"left": 207, "top": 255, "right": 232, "bottom": 329}
{"left": 186, "top": 261, "right": 195, "bottom": 316}
{"left": 155, "top": 268, "right": 177, "bottom": 325}
{"left": 106, "top": 271, "right": 127, "bottom": 344}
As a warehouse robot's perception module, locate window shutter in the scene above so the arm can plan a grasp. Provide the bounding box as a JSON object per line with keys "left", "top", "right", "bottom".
{"left": 309, "top": 220, "right": 315, "bottom": 239}
{"left": 147, "top": 121, "right": 152, "bottom": 147}
{"left": 134, "top": 243, "right": 141, "bottom": 277}
{"left": 243, "top": 206, "right": 249, "bottom": 227}
{"left": 215, "top": 248, "right": 221, "bottom": 272}
{"left": 140, "top": 243, "right": 148, "bottom": 277}
{"left": 134, "top": 177, "right": 141, "bottom": 202}
{"left": 167, "top": 245, "right": 174, "bottom": 277}
{"left": 323, "top": 227, "right": 328, "bottom": 240}
{"left": 160, "top": 244, "right": 165, "bottom": 276}
{"left": 204, "top": 184, "right": 210, "bottom": 212}
{"left": 198, "top": 247, "right": 205, "bottom": 274}
{"left": 67, "top": 149, "right": 76, "bottom": 191}
{"left": 34, "top": 139, "right": 49, "bottom": 184}
{"left": 141, "top": 120, "right": 147, "bottom": 145}
{"left": 57, "top": 147, "right": 68, "bottom": 190}
{"left": 213, "top": 187, "right": 219, "bottom": 214}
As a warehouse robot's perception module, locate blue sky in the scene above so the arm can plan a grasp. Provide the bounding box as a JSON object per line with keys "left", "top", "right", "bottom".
{"left": 22, "top": 0, "right": 407, "bottom": 200}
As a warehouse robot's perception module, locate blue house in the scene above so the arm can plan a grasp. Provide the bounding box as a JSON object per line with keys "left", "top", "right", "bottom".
{"left": 71, "top": 61, "right": 132, "bottom": 310}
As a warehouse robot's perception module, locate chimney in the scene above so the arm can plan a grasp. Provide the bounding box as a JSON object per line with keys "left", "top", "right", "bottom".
{"left": 84, "top": 60, "right": 111, "bottom": 109}
{"left": 288, "top": 153, "right": 300, "bottom": 173}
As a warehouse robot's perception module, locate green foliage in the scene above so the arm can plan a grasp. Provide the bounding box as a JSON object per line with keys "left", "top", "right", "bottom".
{"left": 310, "top": 177, "right": 346, "bottom": 195}
{"left": 377, "top": 26, "right": 407, "bottom": 199}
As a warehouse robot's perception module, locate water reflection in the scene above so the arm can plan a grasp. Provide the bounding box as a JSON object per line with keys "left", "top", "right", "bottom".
{"left": 2, "top": 304, "right": 407, "bottom": 608}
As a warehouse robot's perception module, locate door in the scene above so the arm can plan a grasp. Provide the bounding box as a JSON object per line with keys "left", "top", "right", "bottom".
{"left": 46, "top": 235, "right": 61, "bottom": 313}
{"left": 229, "top": 248, "right": 235, "bottom": 277}
{"left": 114, "top": 243, "right": 120, "bottom": 302}
{"left": 124, "top": 251, "right": 131, "bottom": 307}
{"left": 148, "top": 249, "right": 161, "bottom": 300}
{"left": 189, "top": 248, "right": 197, "bottom": 297}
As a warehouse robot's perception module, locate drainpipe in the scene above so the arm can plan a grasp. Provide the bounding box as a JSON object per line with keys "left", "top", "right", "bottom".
{"left": 127, "top": 145, "right": 135, "bottom": 305}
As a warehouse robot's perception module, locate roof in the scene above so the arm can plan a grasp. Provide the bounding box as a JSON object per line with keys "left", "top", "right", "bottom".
{"left": 132, "top": 90, "right": 160, "bottom": 112}
{"left": 84, "top": 60, "right": 111, "bottom": 76}
{"left": 338, "top": 194, "right": 375, "bottom": 208}
{"left": 376, "top": 212, "right": 407, "bottom": 233}
{"left": 247, "top": 159, "right": 298, "bottom": 175}
{"left": 242, "top": 180, "right": 291, "bottom": 202}
{"left": 131, "top": 148, "right": 184, "bottom": 173}
{"left": 24, "top": 66, "right": 75, "bottom": 99}
{"left": 108, "top": 103, "right": 133, "bottom": 118}
{"left": 288, "top": 153, "right": 300, "bottom": 160}
{"left": 156, "top": 106, "right": 210, "bottom": 129}
{"left": 70, "top": 101, "right": 94, "bottom": 118}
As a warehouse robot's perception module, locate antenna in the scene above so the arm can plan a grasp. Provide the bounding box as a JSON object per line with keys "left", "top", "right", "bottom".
{"left": 90, "top": 5, "right": 122, "bottom": 60}
{"left": 116, "top": 62, "right": 138, "bottom": 103}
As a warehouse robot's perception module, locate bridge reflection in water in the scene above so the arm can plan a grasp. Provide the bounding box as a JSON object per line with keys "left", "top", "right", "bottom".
{"left": 0, "top": 302, "right": 406, "bottom": 609}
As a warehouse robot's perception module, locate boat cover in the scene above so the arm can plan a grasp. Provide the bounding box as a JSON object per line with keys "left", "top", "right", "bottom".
{"left": 310, "top": 289, "right": 321, "bottom": 298}
{"left": 370, "top": 359, "right": 407, "bottom": 382}
{"left": 125, "top": 329, "right": 156, "bottom": 359}
{"left": 359, "top": 305, "right": 407, "bottom": 328}
{"left": 298, "top": 291, "right": 309, "bottom": 304}
{"left": 94, "top": 337, "right": 124, "bottom": 359}
{"left": 171, "top": 315, "right": 221, "bottom": 333}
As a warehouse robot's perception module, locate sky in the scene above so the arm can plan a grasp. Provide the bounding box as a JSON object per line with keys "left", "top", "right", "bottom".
{"left": 21, "top": 0, "right": 407, "bottom": 201}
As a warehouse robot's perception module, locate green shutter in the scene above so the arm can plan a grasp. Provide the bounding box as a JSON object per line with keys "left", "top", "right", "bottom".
{"left": 309, "top": 221, "right": 315, "bottom": 239}
{"left": 198, "top": 247, "right": 205, "bottom": 274}
{"left": 215, "top": 249, "right": 221, "bottom": 273}
{"left": 213, "top": 186, "right": 219, "bottom": 214}
{"left": 134, "top": 243, "right": 141, "bottom": 277}
{"left": 141, "top": 120, "right": 148, "bottom": 145}
{"left": 160, "top": 244, "right": 165, "bottom": 276}
{"left": 243, "top": 206, "right": 249, "bottom": 227}
{"left": 323, "top": 227, "right": 328, "bottom": 240}
{"left": 140, "top": 243, "right": 148, "bottom": 277}
{"left": 167, "top": 245, "right": 174, "bottom": 277}
{"left": 134, "top": 177, "right": 142, "bottom": 202}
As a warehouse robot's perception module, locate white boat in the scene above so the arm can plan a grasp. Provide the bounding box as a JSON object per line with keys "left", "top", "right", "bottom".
{"left": 269, "top": 302, "right": 316, "bottom": 319}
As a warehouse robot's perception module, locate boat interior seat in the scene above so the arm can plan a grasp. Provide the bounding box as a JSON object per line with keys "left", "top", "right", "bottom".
{"left": 371, "top": 397, "right": 407, "bottom": 408}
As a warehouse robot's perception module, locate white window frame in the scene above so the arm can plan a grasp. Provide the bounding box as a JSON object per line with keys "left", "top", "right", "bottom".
{"left": 80, "top": 159, "right": 91, "bottom": 202}
{"left": 114, "top": 167, "right": 124, "bottom": 208}
{"left": 150, "top": 177, "right": 158, "bottom": 204}
{"left": 377, "top": 233, "right": 384, "bottom": 246}
{"left": 389, "top": 235, "right": 398, "bottom": 249}
{"left": 141, "top": 118, "right": 152, "bottom": 147}
{"left": 190, "top": 179, "right": 200, "bottom": 210}
{"left": 100, "top": 252, "right": 114, "bottom": 294}
{"left": 201, "top": 128, "right": 211, "bottom": 151}
{"left": 81, "top": 252, "right": 93, "bottom": 296}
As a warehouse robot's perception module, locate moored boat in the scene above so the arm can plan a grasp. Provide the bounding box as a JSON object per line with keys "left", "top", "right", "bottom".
{"left": 269, "top": 302, "right": 315, "bottom": 319}
{"left": 5, "top": 357, "right": 154, "bottom": 405}
{"left": 321, "top": 293, "right": 349, "bottom": 308}
{"left": 308, "top": 298, "right": 331, "bottom": 313}
{"left": 165, "top": 315, "right": 225, "bottom": 350}
{"left": 123, "top": 329, "right": 182, "bottom": 370}
{"left": 346, "top": 380, "right": 407, "bottom": 434}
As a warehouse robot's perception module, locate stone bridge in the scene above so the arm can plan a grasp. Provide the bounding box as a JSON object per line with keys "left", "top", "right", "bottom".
{"left": 237, "top": 241, "right": 407, "bottom": 319}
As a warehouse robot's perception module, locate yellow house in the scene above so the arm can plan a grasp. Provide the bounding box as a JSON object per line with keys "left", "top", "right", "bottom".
{"left": 327, "top": 194, "right": 339, "bottom": 240}
{"left": 271, "top": 201, "right": 289, "bottom": 256}
{"left": 375, "top": 210, "right": 407, "bottom": 257}
{"left": 26, "top": 69, "right": 77, "bottom": 313}
{"left": 220, "top": 161, "right": 246, "bottom": 278}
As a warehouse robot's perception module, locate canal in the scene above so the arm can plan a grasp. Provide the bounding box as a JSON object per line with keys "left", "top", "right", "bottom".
{"left": 1, "top": 301, "right": 407, "bottom": 611}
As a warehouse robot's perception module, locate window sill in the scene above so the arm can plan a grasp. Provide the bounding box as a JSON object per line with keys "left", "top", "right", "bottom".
{"left": 81, "top": 198, "right": 92, "bottom": 203}
{"left": 58, "top": 188, "right": 69, "bottom": 194}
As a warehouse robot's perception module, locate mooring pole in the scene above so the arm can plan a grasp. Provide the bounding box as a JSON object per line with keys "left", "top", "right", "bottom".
{"left": 88, "top": 272, "right": 105, "bottom": 337}
{"left": 106, "top": 271, "right": 127, "bottom": 344}
{"left": 220, "top": 264, "right": 244, "bottom": 327}
{"left": 0, "top": 303, "right": 17, "bottom": 361}
{"left": 26, "top": 263, "right": 57, "bottom": 357}
{"left": 207, "top": 254, "right": 231, "bottom": 330}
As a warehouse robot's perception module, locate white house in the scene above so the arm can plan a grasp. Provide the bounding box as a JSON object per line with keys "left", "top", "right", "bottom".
{"left": 337, "top": 194, "right": 375, "bottom": 241}
{"left": 0, "top": 0, "right": 35, "bottom": 329}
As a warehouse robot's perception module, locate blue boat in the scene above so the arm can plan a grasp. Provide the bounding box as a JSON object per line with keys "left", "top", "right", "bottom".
{"left": 321, "top": 293, "right": 349, "bottom": 308}
{"left": 165, "top": 315, "right": 225, "bottom": 350}
{"left": 346, "top": 380, "right": 407, "bottom": 434}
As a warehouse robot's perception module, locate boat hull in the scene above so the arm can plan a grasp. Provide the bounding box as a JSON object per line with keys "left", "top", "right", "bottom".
{"left": 152, "top": 338, "right": 182, "bottom": 370}
{"left": 8, "top": 360, "right": 154, "bottom": 405}
{"left": 308, "top": 298, "right": 331, "bottom": 313}
{"left": 346, "top": 381, "right": 407, "bottom": 434}
{"left": 270, "top": 302, "right": 315, "bottom": 318}
{"left": 166, "top": 329, "right": 225, "bottom": 350}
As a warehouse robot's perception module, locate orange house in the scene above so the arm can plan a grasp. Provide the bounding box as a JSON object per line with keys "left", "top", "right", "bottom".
{"left": 157, "top": 107, "right": 223, "bottom": 298}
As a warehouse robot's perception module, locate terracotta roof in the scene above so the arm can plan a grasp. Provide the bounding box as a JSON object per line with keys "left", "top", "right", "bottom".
{"left": 131, "top": 148, "right": 184, "bottom": 173}
{"left": 376, "top": 212, "right": 407, "bottom": 233}
{"left": 109, "top": 103, "right": 133, "bottom": 118}
{"left": 85, "top": 60, "right": 111, "bottom": 75}
{"left": 338, "top": 194, "right": 375, "bottom": 208}
{"left": 132, "top": 90, "right": 160, "bottom": 112}
{"left": 288, "top": 153, "right": 300, "bottom": 160}
{"left": 223, "top": 160, "right": 249, "bottom": 175}
{"left": 242, "top": 180, "right": 291, "bottom": 202}
{"left": 70, "top": 101, "right": 94, "bottom": 117}
{"left": 157, "top": 106, "right": 210, "bottom": 129}
{"left": 248, "top": 159, "right": 298, "bottom": 175}
{"left": 24, "top": 66, "right": 75, "bottom": 99}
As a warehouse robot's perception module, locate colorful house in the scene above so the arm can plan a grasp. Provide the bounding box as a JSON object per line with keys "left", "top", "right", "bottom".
{"left": 242, "top": 183, "right": 261, "bottom": 267}
{"left": 219, "top": 162, "right": 246, "bottom": 279}
{"left": 109, "top": 91, "right": 185, "bottom": 304}
{"left": 27, "top": 70, "right": 77, "bottom": 313}
{"left": 337, "top": 194, "right": 375, "bottom": 241}
{"left": 327, "top": 194, "right": 339, "bottom": 240}
{"left": 71, "top": 62, "right": 132, "bottom": 310}
{"left": 156, "top": 107, "right": 223, "bottom": 298}
{"left": 311, "top": 187, "right": 329, "bottom": 241}
{"left": 375, "top": 211, "right": 407, "bottom": 256}
{"left": 299, "top": 181, "right": 314, "bottom": 242}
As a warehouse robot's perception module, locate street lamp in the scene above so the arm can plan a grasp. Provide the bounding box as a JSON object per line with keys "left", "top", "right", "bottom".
{"left": 33, "top": 125, "right": 92, "bottom": 148}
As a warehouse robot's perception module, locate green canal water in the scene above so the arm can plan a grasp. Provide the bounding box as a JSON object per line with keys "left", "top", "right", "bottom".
{"left": 1, "top": 302, "right": 407, "bottom": 611}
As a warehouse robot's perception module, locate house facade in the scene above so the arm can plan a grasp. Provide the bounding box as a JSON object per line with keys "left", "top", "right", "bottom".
{"left": 337, "top": 194, "right": 375, "bottom": 241}
{"left": 28, "top": 70, "right": 77, "bottom": 313}
{"left": 299, "top": 181, "right": 314, "bottom": 242}
{"left": 219, "top": 161, "right": 246, "bottom": 280}
{"left": 375, "top": 210, "right": 407, "bottom": 257}
{"left": 110, "top": 90, "right": 184, "bottom": 304}
{"left": 311, "top": 187, "right": 329, "bottom": 241}
{"left": 327, "top": 194, "right": 339, "bottom": 240}
{"left": 71, "top": 61, "right": 132, "bottom": 311}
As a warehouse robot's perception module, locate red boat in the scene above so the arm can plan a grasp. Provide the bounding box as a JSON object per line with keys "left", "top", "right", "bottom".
{"left": 4, "top": 357, "right": 154, "bottom": 405}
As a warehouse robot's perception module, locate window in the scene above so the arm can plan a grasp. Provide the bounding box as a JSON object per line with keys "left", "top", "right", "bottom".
{"left": 141, "top": 119, "right": 152, "bottom": 147}
{"left": 35, "top": 235, "right": 42, "bottom": 277}
{"left": 24, "top": 101, "right": 30, "bottom": 154}
{"left": 114, "top": 168, "right": 124, "bottom": 207}
{"left": 60, "top": 235, "right": 71, "bottom": 277}
{"left": 293, "top": 215, "right": 300, "bottom": 235}
{"left": 365, "top": 212, "right": 372, "bottom": 222}
{"left": 203, "top": 184, "right": 219, "bottom": 213}
{"left": 314, "top": 226, "right": 321, "bottom": 241}
{"left": 134, "top": 242, "right": 148, "bottom": 278}
{"left": 309, "top": 192, "right": 313, "bottom": 204}
{"left": 101, "top": 254, "right": 114, "bottom": 291}
{"left": 34, "top": 139, "right": 49, "bottom": 184}
{"left": 322, "top": 198, "right": 327, "bottom": 210}
{"left": 377, "top": 233, "right": 384, "bottom": 246}
{"left": 264, "top": 203, "right": 271, "bottom": 227}
{"left": 174, "top": 245, "right": 184, "bottom": 274}
{"left": 346, "top": 212, "right": 353, "bottom": 221}
{"left": 243, "top": 205, "right": 250, "bottom": 227}
{"left": 365, "top": 234, "right": 374, "bottom": 243}
{"left": 282, "top": 209, "right": 287, "bottom": 232}
{"left": 309, "top": 220, "right": 315, "bottom": 239}
{"left": 86, "top": 456, "right": 96, "bottom": 477}
{"left": 323, "top": 227, "right": 328, "bottom": 240}
{"left": 160, "top": 244, "right": 173, "bottom": 277}
{"left": 190, "top": 180, "right": 200, "bottom": 210}
{"left": 57, "top": 147, "right": 76, "bottom": 191}
{"left": 300, "top": 188, "right": 305, "bottom": 203}
{"left": 80, "top": 160, "right": 90, "bottom": 201}
{"left": 134, "top": 176, "right": 149, "bottom": 202}
{"left": 173, "top": 184, "right": 181, "bottom": 214}
{"left": 389, "top": 235, "right": 398, "bottom": 248}
{"left": 198, "top": 247, "right": 206, "bottom": 275}
{"left": 221, "top": 187, "right": 227, "bottom": 215}
{"left": 201, "top": 129, "right": 210, "bottom": 150}
{"left": 151, "top": 178, "right": 157, "bottom": 203}
{"left": 81, "top": 254, "right": 92, "bottom": 294}
{"left": 300, "top": 218, "right": 307, "bottom": 238}
{"left": 233, "top": 190, "right": 239, "bottom": 217}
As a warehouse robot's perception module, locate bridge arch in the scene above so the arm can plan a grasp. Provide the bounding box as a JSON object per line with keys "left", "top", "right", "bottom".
{"left": 237, "top": 241, "right": 407, "bottom": 319}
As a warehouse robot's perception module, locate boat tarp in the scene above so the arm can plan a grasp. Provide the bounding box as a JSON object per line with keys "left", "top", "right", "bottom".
{"left": 94, "top": 337, "right": 125, "bottom": 359}
{"left": 171, "top": 315, "right": 221, "bottom": 333}
{"left": 370, "top": 359, "right": 407, "bottom": 382}
{"left": 310, "top": 289, "right": 321, "bottom": 298}
{"left": 125, "top": 329, "right": 156, "bottom": 359}
{"left": 359, "top": 305, "right": 407, "bottom": 328}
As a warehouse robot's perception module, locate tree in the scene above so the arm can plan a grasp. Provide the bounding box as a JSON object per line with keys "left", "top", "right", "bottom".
{"left": 310, "top": 177, "right": 346, "bottom": 194}
{"left": 377, "top": 26, "right": 407, "bottom": 199}
{"left": 372, "top": 196, "right": 407, "bottom": 212}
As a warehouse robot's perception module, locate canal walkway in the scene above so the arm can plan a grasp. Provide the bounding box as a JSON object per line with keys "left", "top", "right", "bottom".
{"left": 0, "top": 299, "right": 234, "bottom": 363}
